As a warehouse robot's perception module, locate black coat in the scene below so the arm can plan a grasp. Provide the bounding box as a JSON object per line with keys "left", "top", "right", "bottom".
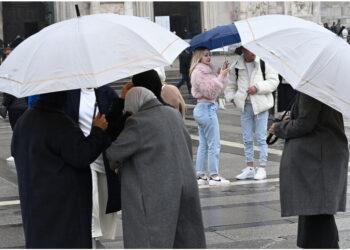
{"left": 64, "top": 86, "right": 121, "bottom": 214}
{"left": 179, "top": 50, "right": 192, "bottom": 75}
{"left": 11, "top": 101, "right": 111, "bottom": 248}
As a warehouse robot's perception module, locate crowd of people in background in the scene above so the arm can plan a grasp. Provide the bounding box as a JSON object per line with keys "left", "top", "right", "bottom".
{"left": 324, "top": 19, "right": 350, "bottom": 43}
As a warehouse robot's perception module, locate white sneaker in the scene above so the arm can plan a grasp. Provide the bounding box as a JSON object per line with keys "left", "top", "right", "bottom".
{"left": 6, "top": 156, "right": 14, "bottom": 162}
{"left": 236, "top": 167, "right": 255, "bottom": 180}
{"left": 197, "top": 175, "right": 209, "bottom": 185}
{"left": 254, "top": 167, "right": 267, "bottom": 180}
{"left": 209, "top": 176, "right": 230, "bottom": 186}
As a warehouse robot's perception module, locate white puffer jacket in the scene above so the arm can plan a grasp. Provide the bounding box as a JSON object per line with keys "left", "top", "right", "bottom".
{"left": 224, "top": 55, "right": 279, "bottom": 115}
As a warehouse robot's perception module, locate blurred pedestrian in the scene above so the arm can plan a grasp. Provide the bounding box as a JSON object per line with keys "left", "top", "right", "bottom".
{"left": 331, "top": 21, "right": 337, "bottom": 33}
{"left": 64, "top": 86, "right": 121, "bottom": 248}
{"left": 176, "top": 49, "right": 192, "bottom": 94}
{"left": 10, "top": 35, "right": 23, "bottom": 48}
{"left": 336, "top": 19, "right": 342, "bottom": 34}
{"left": 269, "top": 92, "right": 348, "bottom": 248}
{"left": 224, "top": 47, "right": 279, "bottom": 180}
{"left": 11, "top": 91, "right": 111, "bottom": 248}
{"left": 183, "top": 27, "right": 192, "bottom": 40}
{"left": 1, "top": 47, "right": 27, "bottom": 162}
{"left": 106, "top": 87, "right": 206, "bottom": 248}
{"left": 324, "top": 23, "right": 330, "bottom": 30}
{"left": 190, "top": 47, "right": 230, "bottom": 185}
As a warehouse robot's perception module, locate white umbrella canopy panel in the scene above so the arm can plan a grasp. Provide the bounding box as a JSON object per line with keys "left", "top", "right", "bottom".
{"left": 235, "top": 14, "right": 350, "bottom": 119}
{"left": 0, "top": 13, "right": 189, "bottom": 97}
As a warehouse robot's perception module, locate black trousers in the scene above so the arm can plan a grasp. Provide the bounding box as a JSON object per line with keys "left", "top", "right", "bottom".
{"left": 297, "top": 214, "right": 339, "bottom": 249}
{"left": 176, "top": 73, "right": 191, "bottom": 94}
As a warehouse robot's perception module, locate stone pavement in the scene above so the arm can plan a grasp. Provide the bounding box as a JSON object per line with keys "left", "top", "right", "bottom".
{"left": 0, "top": 55, "right": 350, "bottom": 248}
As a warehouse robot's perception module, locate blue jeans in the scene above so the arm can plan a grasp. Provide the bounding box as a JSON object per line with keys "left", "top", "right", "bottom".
{"left": 193, "top": 102, "right": 220, "bottom": 176}
{"left": 240, "top": 103, "right": 268, "bottom": 166}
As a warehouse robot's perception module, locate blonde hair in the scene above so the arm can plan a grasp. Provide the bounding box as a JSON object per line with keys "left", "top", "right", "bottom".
{"left": 189, "top": 48, "right": 209, "bottom": 76}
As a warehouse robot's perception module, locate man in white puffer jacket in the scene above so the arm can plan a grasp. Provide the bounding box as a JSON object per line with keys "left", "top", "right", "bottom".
{"left": 224, "top": 48, "right": 279, "bottom": 180}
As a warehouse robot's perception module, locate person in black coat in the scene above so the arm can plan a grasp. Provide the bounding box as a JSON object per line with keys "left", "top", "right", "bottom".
{"left": 176, "top": 49, "right": 192, "bottom": 94}
{"left": 64, "top": 86, "right": 121, "bottom": 245}
{"left": 11, "top": 91, "right": 111, "bottom": 248}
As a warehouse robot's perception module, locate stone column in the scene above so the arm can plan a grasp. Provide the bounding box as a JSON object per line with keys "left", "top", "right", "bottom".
{"left": 312, "top": 2, "right": 322, "bottom": 24}
{"left": 124, "top": 1, "right": 133, "bottom": 16}
{"left": 201, "top": 2, "right": 216, "bottom": 30}
{"left": 90, "top": 1, "right": 101, "bottom": 15}
{"left": 134, "top": 2, "right": 154, "bottom": 21}
{"left": 54, "top": 2, "right": 76, "bottom": 22}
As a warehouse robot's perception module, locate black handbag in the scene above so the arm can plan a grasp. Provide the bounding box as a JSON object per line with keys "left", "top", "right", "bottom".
{"left": 0, "top": 104, "right": 7, "bottom": 119}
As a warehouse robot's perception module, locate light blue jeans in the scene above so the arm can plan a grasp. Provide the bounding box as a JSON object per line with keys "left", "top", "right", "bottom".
{"left": 193, "top": 102, "right": 220, "bottom": 176}
{"left": 241, "top": 103, "right": 268, "bottom": 166}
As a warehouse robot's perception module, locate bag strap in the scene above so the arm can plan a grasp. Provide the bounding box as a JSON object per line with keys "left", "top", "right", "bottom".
{"left": 266, "top": 94, "right": 297, "bottom": 145}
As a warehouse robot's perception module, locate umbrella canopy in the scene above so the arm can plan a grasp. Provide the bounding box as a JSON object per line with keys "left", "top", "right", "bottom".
{"left": 0, "top": 13, "right": 189, "bottom": 97}
{"left": 235, "top": 14, "right": 350, "bottom": 119}
{"left": 189, "top": 24, "right": 241, "bottom": 52}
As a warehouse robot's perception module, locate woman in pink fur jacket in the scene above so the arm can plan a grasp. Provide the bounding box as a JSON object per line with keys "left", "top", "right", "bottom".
{"left": 190, "top": 47, "right": 230, "bottom": 186}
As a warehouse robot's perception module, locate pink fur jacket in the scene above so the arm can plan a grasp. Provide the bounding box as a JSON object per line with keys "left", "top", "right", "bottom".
{"left": 190, "top": 63, "right": 228, "bottom": 104}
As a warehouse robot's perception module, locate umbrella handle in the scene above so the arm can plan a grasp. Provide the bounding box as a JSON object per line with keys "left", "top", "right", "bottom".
{"left": 266, "top": 133, "right": 278, "bottom": 145}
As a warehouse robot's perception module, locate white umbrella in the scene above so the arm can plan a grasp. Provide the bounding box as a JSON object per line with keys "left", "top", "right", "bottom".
{"left": 0, "top": 13, "right": 189, "bottom": 97}
{"left": 235, "top": 15, "right": 350, "bottom": 119}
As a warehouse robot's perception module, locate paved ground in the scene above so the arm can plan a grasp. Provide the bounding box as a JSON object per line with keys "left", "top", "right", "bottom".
{"left": 0, "top": 55, "right": 350, "bottom": 248}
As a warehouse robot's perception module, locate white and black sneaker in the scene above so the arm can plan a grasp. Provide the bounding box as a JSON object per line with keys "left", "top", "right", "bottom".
{"left": 209, "top": 176, "right": 230, "bottom": 186}
{"left": 197, "top": 175, "right": 209, "bottom": 185}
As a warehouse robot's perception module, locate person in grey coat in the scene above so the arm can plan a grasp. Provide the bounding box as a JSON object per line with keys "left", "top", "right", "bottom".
{"left": 269, "top": 92, "right": 349, "bottom": 248}
{"left": 106, "top": 87, "right": 206, "bottom": 249}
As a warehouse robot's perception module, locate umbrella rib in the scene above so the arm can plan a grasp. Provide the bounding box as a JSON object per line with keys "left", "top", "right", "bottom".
{"left": 3, "top": 37, "right": 181, "bottom": 85}
{"left": 245, "top": 19, "right": 350, "bottom": 108}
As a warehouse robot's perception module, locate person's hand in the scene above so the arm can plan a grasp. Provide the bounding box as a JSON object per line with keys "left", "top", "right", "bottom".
{"left": 247, "top": 86, "right": 257, "bottom": 95}
{"left": 115, "top": 168, "right": 119, "bottom": 175}
{"left": 269, "top": 123, "right": 275, "bottom": 135}
{"left": 219, "top": 67, "right": 230, "bottom": 78}
{"left": 121, "top": 82, "right": 134, "bottom": 99}
{"left": 93, "top": 113, "right": 108, "bottom": 131}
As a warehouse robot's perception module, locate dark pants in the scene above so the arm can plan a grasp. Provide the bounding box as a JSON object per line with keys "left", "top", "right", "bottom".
{"left": 8, "top": 108, "right": 26, "bottom": 130}
{"left": 176, "top": 73, "right": 191, "bottom": 94}
{"left": 297, "top": 214, "right": 339, "bottom": 249}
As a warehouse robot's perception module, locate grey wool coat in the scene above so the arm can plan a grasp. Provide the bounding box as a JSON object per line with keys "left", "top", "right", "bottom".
{"left": 274, "top": 92, "right": 349, "bottom": 217}
{"left": 106, "top": 99, "right": 206, "bottom": 249}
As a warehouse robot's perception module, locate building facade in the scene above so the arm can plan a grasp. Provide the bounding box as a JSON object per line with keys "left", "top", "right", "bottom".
{"left": 1, "top": 1, "right": 350, "bottom": 44}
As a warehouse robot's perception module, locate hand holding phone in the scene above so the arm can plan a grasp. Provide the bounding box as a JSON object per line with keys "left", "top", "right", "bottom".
{"left": 222, "top": 61, "right": 229, "bottom": 69}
